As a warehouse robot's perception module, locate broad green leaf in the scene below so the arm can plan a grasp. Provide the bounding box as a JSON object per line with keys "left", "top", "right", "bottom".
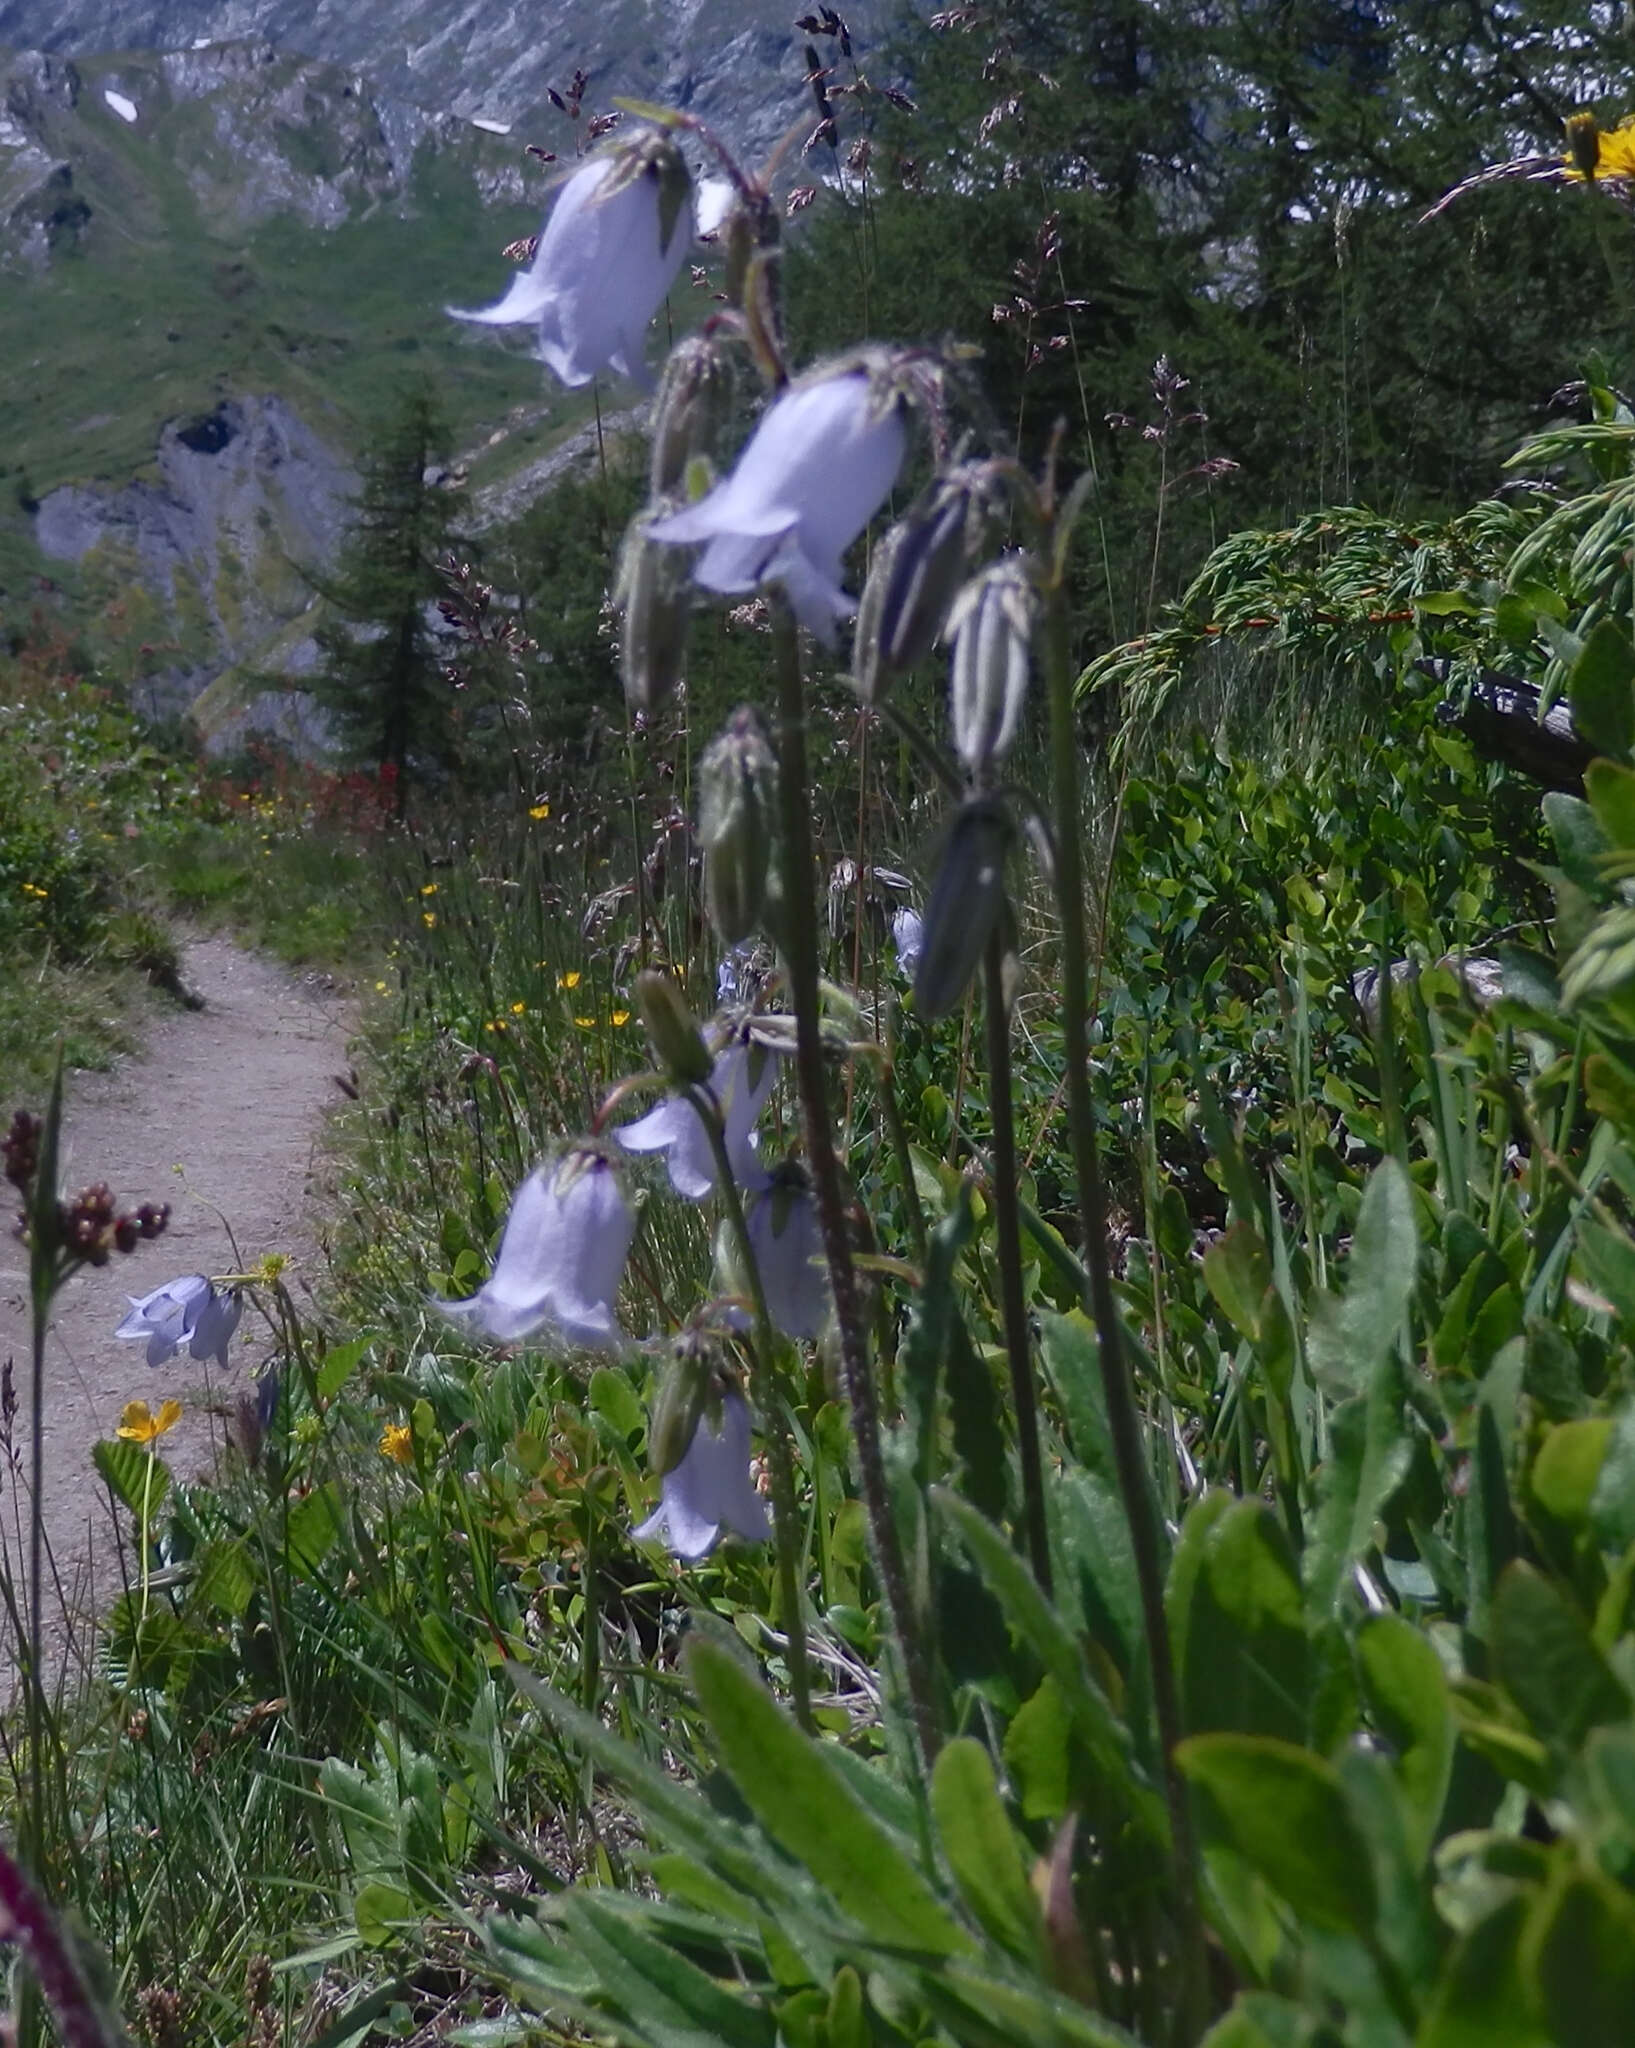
{"left": 316, "top": 1332, "right": 373, "bottom": 1402}
{"left": 353, "top": 1878, "right": 415, "bottom": 1947}
{"left": 1203, "top": 1222, "right": 1274, "bottom": 1342}
{"left": 1336, "top": 1158, "right": 1417, "bottom": 1393}
{"left": 285, "top": 1481, "right": 344, "bottom": 1577}
{"left": 588, "top": 1365, "right": 645, "bottom": 1448}
{"left": 1178, "top": 1734, "right": 1377, "bottom": 1938}
{"left": 1591, "top": 1403, "right": 1635, "bottom": 1551}
{"left": 1354, "top": 1614, "right": 1452, "bottom": 1864}
{"left": 683, "top": 1638, "right": 968, "bottom": 1956}
{"left": 1466, "top": 1397, "right": 1520, "bottom": 1642}
{"left": 1004, "top": 1676, "right": 1071, "bottom": 1823}
{"left": 1419, "top": 1893, "right": 1550, "bottom": 2048}
{"left": 1492, "top": 1562, "right": 1629, "bottom": 1753}
{"left": 899, "top": 1181, "right": 977, "bottom": 1485}
{"left": 92, "top": 1437, "right": 170, "bottom": 1524}
{"left": 1198, "top": 1993, "right": 1312, "bottom": 2047}
{"left": 560, "top": 1892, "right": 774, "bottom": 2048}
{"left": 1522, "top": 1866, "right": 1635, "bottom": 2045}
{"left": 930, "top": 1738, "right": 1041, "bottom": 1958}
{"left": 1569, "top": 618, "right": 1635, "bottom": 766}
{"left": 826, "top": 1967, "right": 866, "bottom": 2048}
{"left": 193, "top": 1536, "right": 255, "bottom": 1619}
{"left": 1175, "top": 1499, "right": 1310, "bottom": 1745}
{"left": 1304, "top": 1380, "right": 1413, "bottom": 1621}
{"left": 1530, "top": 1419, "right": 1611, "bottom": 1527}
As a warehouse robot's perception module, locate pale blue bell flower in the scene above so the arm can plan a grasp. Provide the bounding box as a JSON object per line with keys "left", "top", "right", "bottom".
{"left": 616, "top": 1034, "right": 776, "bottom": 1201}
{"left": 632, "top": 1389, "right": 770, "bottom": 1559}
{"left": 746, "top": 1171, "right": 830, "bottom": 1341}
{"left": 188, "top": 1285, "right": 243, "bottom": 1369}
{"left": 433, "top": 1150, "right": 634, "bottom": 1351}
{"left": 648, "top": 368, "right": 908, "bottom": 642}
{"left": 447, "top": 143, "right": 693, "bottom": 390}
{"left": 116, "top": 1274, "right": 214, "bottom": 1368}
{"left": 891, "top": 907, "right": 925, "bottom": 976}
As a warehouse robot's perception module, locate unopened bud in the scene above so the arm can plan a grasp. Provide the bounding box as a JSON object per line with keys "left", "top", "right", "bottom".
{"left": 698, "top": 707, "right": 779, "bottom": 946}
{"left": 948, "top": 556, "right": 1037, "bottom": 776}
{"left": 853, "top": 471, "right": 981, "bottom": 703}
{"left": 650, "top": 334, "right": 734, "bottom": 495}
{"left": 913, "top": 797, "right": 1014, "bottom": 1018}
{"left": 649, "top": 1344, "right": 711, "bottom": 1477}
{"left": 616, "top": 508, "right": 692, "bottom": 712}
{"left": 634, "top": 970, "right": 712, "bottom": 1087}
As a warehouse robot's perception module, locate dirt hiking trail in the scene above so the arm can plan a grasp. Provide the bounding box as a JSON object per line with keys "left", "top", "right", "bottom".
{"left": 0, "top": 935, "right": 349, "bottom": 1687}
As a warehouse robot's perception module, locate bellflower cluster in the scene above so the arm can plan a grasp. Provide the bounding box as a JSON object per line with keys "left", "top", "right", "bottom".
{"left": 434, "top": 1148, "right": 634, "bottom": 1351}
{"left": 448, "top": 131, "right": 693, "bottom": 390}
{"left": 116, "top": 1276, "right": 242, "bottom": 1369}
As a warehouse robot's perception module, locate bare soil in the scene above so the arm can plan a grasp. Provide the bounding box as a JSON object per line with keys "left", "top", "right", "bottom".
{"left": 0, "top": 934, "right": 350, "bottom": 1685}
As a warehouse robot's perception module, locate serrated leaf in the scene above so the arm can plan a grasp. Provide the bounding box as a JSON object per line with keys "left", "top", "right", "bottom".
{"left": 286, "top": 1482, "right": 343, "bottom": 1577}
{"left": 93, "top": 1437, "right": 169, "bottom": 1523}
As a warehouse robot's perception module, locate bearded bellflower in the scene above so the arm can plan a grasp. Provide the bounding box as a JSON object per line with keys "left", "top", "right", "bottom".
{"left": 648, "top": 367, "right": 908, "bottom": 641}
{"left": 632, "top": 1388, "right": 770, "bottom": 1559}
{"left": 891, "top": 907, "right": 925, "bottom": 976}
{"left": 616, "top": 1032, "right": 776, "bottom": 1201}
{"left": 448, "top": 131, "right": 693, "bottom": 390}
{"left": 433, "top": 1149, "right": 633, "bottom": 1350}
{"left": 116, "top": 1276, "right": 242, "bottom": 1369}
{"left": 744, "top": 1168, "right": 830, "bottom": 1341}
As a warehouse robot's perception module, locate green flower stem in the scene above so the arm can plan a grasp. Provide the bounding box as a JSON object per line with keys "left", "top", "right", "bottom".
{"left": 771, "top": 603, "right": 939, "bottom": 1767}
{"left": 981, "top": 932, "right": 1052, "bottom": 1592}
{"left": 687, "top": 1085, "right": 812, "bottom": 1732}
{"left": 1041, "top": 579, "right": 1207, "bottom": 2043}
{"left": 876, "top": 1016, "right": 929, "bottom": 1269}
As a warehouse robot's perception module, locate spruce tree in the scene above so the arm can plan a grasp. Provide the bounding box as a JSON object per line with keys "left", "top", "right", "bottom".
{"left": 309, "top": 380, "right": 457, "bottom": 798}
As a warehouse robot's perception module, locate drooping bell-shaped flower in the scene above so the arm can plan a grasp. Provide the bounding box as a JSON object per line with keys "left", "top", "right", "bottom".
{"left": 116, "top": 1275, "right": 240, "bottom": 1369}
{"left": 632, "top": 1389, "right": 770, "bottom": 1559}
{"left": 617, "top": 1032, "right": 777, "bottom": 1201}
{"left": 433, "top": 1149, "right": 633, "bottom": 1350}
{"left": 447, "top": 132, "right": 693, "bottom": 390}
{"left": 648, "top": 367, "right": 908, "bottom": 642}
{"left": 746, "top": 1168, "right": 830, "bottom": 1341}
{"left": 891, "top": 907, "right": 925, "bottom": 976}
{"left": 948, "top": 556, "right": 1038, "bottom": 776}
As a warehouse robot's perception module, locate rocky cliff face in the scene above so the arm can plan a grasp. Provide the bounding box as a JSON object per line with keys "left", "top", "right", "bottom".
{"left": 0, "top": 1, "right": 904, "bottom": 161}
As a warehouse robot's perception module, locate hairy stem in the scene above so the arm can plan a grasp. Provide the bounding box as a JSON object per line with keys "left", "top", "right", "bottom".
{"left": 770, "top": 605, "right": 938, "bottom": 1765}
{"left": 690, "top": 1087, "right": 812, "bottom": 1732}
{"left": 982, "top": 933, "right": 1052, "bottom": 1592}
{"left": 1041, "top": 581, "right": 1207, "bottom": 2044}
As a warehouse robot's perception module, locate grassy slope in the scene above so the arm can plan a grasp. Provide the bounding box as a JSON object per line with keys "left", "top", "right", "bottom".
{"left": 0, "top": 49, "right": 606, "bottom": 598}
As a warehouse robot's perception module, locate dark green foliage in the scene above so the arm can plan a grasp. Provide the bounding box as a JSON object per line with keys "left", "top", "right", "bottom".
{"left": 307, "top": 381, "right": 457, "bottom": 790}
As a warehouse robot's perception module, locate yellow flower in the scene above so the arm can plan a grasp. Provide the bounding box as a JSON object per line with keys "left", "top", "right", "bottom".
{"left": 422, "top": 911, "right": 438, "bottom": 929}
{"left": 574, "top": 1015, "right": 596, "bottom": 1029}
{"left": 529, "top": 803, "right": 550, "bottom": 820}
{"left": 510, "top": 1000, "right": 526, "bottom": 1015}
{"left": 117, "top": 1399, "right": 182, "bottom": 1444}
{"left": 380, "top": 1422, "right": 414, "bottom": 1466}
{"left": 375, "top": 980, "right": 389, "bottom": 994}
{"left": 1564, "top": 113, "right": 1635, "bottom": 182}
{"left": 611, "top": 1008, "right": 630, "bottom": 1027}
{"left": 558, "top": 971, "right": 582, "bottom": 990}
{"left": 420, "top": 882, "right": 439, "bottom": 897}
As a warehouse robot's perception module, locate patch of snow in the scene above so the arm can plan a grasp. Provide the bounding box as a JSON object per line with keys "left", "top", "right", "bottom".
{"left": 103, "top": 89, "right": 138, "bottom": 123}
{"left": 471, "top": 116, "right": 511, "bottom": 135}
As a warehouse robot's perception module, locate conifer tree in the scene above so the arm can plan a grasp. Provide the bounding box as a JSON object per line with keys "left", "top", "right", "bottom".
{"left": 309, "top": 380, "right": 457, "bottom": 798}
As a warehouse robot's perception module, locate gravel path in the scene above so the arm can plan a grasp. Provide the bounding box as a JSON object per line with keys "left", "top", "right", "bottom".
{"left": 0, "top": 935, "right": 349, "bottom": 1689}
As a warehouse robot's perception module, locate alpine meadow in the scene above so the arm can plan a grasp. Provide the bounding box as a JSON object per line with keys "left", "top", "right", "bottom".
{"left": 13, "top": 5, "right": 1635, "bottom": 2047}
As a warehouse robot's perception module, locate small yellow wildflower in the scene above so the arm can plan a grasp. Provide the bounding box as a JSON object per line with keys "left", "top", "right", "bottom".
{"left": 574, "top": 1015, "right": 596, "bottom": 1029}
{"left": 1564, "top": 113, "right": 1635, "bottom": 182}
{"left": 529, "top": 803, "right": 550, "bottom": 820}
{"left": 420, "top": 882, "right": 439, "bottom": 897}
{"left": 422, "top": 911, "right": 438, "bottom": 929}
{"left": 118, "top": 1399, "right": 182, "bottom": 1444}
{"left": 510, "top": 1001, "right": 526, "bottom": 1015}
{"left": 375, "top": 980, "right": 389, "bottom": 994}
{"left": 380, "top": 1422, "right": 414, "bottom": 1466}
{"left": 558, "top": 970, "right": 582, "bottom": 990}
{"left": 611, "top": 1009, "right": 630, "bottom": 1027}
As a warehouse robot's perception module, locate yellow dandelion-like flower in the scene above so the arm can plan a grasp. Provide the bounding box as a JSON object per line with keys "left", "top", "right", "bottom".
{"left": 611, "top": 1008, "right": 631, "bottom": 1026}
{"left": 118, "top": 1399, "right": 182, "bottom": 1444}
{"left": 558, "top": 970, "right": 582, "bottom": 990}
{"left": 574, "top": 1014, "right": 596, "bottom": 1029}
{"left": 1564, "top": 112, "right": 1635, "bottom": 182}
{"left": 420, "top": 882, "right": 439, "bottom": 897}
{"left": 375, "top": 980, "right": 389, "bottom": 994}
{"left": 422, "top": 911, "right": 438, "bottom": 929}
{"left": 529, "top": 803, "right": 550, "bottom": 820}
{"left": 380, "top": 1422, "right": 414, "bottom": 1466}
{"left": 510, "top": 1000, "right": 526, "bottom": 1015}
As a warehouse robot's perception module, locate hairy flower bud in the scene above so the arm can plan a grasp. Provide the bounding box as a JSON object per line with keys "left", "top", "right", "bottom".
{"left": 698, "top": 708, "right": 779, "bottom": 947}
{"left": 633, "top": 969, "right": 713, "bottom": 1088}
{"left": 947, "top": 556, "right": 1038, "bottom": 776}
{"left": 616, "top": 507, "right": 692, "bottom": 712}
{"left": 913, "top": 797, "right": 1015, "bottom": 1018}
{"left": 853, "top": 470, "right": 982, "bottom": 704}
{"left": 648, "top": 1342, "right": 712, "bottom": 1478}
{"left": 649, "top": 333, "right": 734, "bottom": 496}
